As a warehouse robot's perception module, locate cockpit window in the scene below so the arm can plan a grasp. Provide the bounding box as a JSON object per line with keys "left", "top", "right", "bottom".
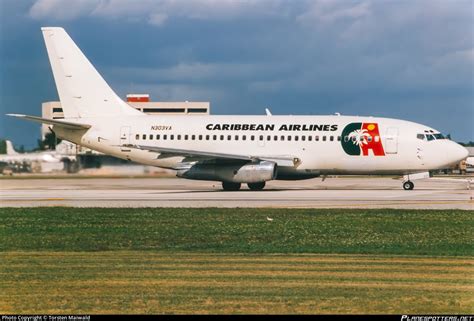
{"left": 417, "top": 132, "right": 445, "bottom": 141}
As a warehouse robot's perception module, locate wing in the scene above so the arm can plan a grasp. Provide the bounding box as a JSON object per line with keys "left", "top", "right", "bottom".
{"left": 124, "top": 144, "right": 299, "bottom": 167}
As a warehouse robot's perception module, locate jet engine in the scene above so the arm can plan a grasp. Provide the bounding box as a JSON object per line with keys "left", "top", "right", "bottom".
{"left": 177, "top": 161, "right": 277, "bottom": 183}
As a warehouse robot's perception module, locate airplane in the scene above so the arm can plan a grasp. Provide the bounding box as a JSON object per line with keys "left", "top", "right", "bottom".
{"left": 0, "top": 140, "right": 76, "bottom": 174}
{"left": 0, "top": 140, "right": 67, "bottom": 164}
{"left": 7, "top": 27, "right": 469, "bottom": 190}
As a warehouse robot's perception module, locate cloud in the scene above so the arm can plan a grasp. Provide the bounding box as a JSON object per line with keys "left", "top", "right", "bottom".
{"left": 29, "top": 0, "right": 98, "bottom": 20}
{"left": 297, "top": 0, "right": 371, "bottom": 24}
{"left": 28, "top": 0, "right": 288, "bottom": 25}
{"left": 148, "top": 13, "right": 167, "bottom": 26}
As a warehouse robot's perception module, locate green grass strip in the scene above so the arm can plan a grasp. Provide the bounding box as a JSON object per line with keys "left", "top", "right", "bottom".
{"left": 0, "top": 208, "right": 472, "bottom": 255}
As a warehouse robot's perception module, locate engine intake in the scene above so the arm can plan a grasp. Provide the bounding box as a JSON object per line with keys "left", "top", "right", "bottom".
{"left": 177, "top": 161, "right": 277, "bottom": 183}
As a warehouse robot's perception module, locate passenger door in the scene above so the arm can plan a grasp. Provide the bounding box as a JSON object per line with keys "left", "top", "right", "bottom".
{"left": 385, "top": 127, "right": 398, "bottom": 154}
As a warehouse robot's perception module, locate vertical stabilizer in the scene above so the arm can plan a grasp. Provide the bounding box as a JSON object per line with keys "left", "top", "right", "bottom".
{"left": 5, "top": 140, "right": 19, "bottom": 155}
{"left": 41, "top": 27, "right": 142, "bottom": 118}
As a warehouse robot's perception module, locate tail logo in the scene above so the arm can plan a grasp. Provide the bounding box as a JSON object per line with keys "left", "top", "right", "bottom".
{"left": 341, "top": 123, "right": 385, "bottom": 156}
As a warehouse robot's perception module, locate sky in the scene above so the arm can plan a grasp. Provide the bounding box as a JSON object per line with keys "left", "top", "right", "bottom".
{"left": 0, "top": 0, "right": 473, "bottom": 149}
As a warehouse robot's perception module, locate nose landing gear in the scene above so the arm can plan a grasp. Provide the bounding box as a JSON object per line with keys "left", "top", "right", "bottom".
{"left": 403, "top": 181, "right": 414, "bottom": 190}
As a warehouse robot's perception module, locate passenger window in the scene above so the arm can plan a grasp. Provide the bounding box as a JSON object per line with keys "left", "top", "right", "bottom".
{"left": 228, "top": 135, "right": 231, "bottom": 140}
{"left": 243, "top": 135, "right": 246, "bottom": 141}
{"left": 220, "top": 135, "right": 224, "bottom": 140}
{"left": 184, "top": 135, "right": 188, "bottom": 140}
{"left": 135, "top": 134, "right": 139, "bottom": 140}
{"left": 191, "top": 135, "right": 195, "bottom": 140}
{"left": 213, "top": 135, "right": 217, "bottom": 140}
{"left": 156, "top": 134, "right": 160, "bottom": 140}
{"left": 302, "top": 136, "right": 306, "bottom": 141}
{"left": 251, "top": 136, "right": 255, "bottom": 141}
{"left": 142, "top": 134, "right": 146, "bottom": 140}
{"left": 163, "top": 135, "right": 167, "bottom": 140}
{"left": 288, "top": 136, "right": 292, "bottom": 141}
{"left": 170, "top": 135, "right": 174, "bottom": 140}
{"left": 206, "top": 135, "right": 209, "bottom": 140}
{"left": 295, "top": 136, "right": 299, "bottom": 141}
{"left": 177, "top": 135, "right": 181, "bottom": 140}
{"left": 149, "top": 134, "right": 152, "bottom": 140}
{"left": 235, "top": 135, "right": 239, "bottom": 141}
{"left": 274, "top": 135, "right": 278, "bottom": 141}
{"left": 199, "top": 135, "right": 203, "bottom": 140}
{"left": 308, "top": 136, "right": 312, "bottom": 141}
{"left": 259, "top": 135, "right": 264, "bottom": 141}
{"left": 281, "top": 136, "right": 285, "bottom": 141}
{"left": 344, "top": 136, "right": 349, "bottom": 142}
{"left": 267, "top": 135, "right": 271, "bottom": 141}
{"left": 323, "top": 136, "right": 327, "bottom": 141}
{"left": 315, "top": 136, "right": 319, "bottom": 141}
{"left": 330, "top": 136, "right": 334, "bottom": 142}
{"left": 337, "top": 136, "right": 341, "bottom": 141}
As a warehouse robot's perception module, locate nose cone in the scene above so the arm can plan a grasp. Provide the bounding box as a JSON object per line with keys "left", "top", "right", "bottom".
{"left": 450, "top": 142, "right": 469, "bottom": 164}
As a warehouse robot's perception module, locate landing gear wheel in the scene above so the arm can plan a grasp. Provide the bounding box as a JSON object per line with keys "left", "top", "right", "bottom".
{"left": 403, "top": 181, "right": 414, "bottom": 190}
{"left": 247, "top": 182, "right": 266, "bottom": 191}
{"left": 222, "top": 182, "right": 241, "bottom": 191}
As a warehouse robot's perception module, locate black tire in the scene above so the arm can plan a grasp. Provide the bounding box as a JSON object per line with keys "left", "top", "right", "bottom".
{"left": 247, "top": 182, "right": 266, "bottom": 190}
{"left": 222, "top": 182, "right": 241, "bottom": 191}
{"left": 403, "top": 181, "right": 414, "bottom": 190}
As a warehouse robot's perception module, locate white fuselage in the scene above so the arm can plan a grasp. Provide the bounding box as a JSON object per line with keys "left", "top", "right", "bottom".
{"left": 54, "top": 114, "right": 467, "bottom": 177}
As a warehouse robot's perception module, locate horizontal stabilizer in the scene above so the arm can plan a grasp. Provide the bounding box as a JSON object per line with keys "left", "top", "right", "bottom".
{"left": 6, "top": 114, "right": 91, "bottom": 130}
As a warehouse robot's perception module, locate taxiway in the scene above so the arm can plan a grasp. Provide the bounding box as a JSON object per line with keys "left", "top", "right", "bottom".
{"left": 0, "top": 176, "right": 472, "bottom": 209}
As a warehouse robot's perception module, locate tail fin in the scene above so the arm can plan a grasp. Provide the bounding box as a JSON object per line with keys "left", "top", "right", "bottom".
{"left": 5, "top": 140, "right": 19, "bottom": 155}
{"left": 41, "top": 27, "right": 142, "bottom": 118}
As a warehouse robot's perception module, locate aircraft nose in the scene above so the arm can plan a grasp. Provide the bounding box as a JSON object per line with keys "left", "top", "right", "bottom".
{"left": 450, "top": 142, "right": 469, "bottom": 163}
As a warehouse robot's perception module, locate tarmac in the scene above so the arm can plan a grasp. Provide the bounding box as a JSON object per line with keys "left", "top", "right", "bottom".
{"left": 0, "top": 176, "right": 472, "bottom": 209}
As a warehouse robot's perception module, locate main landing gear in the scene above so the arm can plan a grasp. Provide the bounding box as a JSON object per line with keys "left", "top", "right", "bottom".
{"left": 222, "top": 182, "right": 241, "bottom": 191}
{"left": 221, "top": 182, "right": 266, "bottom": 191}
{"left": 403, "top": 181, "right": 414, "bottom": 190}
{"left": 248, "top": 182, "right": 266, "bottom": 191}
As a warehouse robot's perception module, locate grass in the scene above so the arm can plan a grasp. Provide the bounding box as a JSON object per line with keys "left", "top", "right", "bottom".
{"left": 0, "top": 208, "right": 473, "bottom": 314}
{"left": 0, "top": 208, "right": 472, "bottom": 255}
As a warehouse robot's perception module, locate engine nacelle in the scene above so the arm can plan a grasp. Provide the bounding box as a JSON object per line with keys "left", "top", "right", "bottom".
{"left": 177, "top": 161, "right": 277, "bottom": 183}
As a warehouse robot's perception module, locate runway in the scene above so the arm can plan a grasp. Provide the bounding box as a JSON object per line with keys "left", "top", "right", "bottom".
{"left": 0, "top": 176, "right": 472, "bottom": 209}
